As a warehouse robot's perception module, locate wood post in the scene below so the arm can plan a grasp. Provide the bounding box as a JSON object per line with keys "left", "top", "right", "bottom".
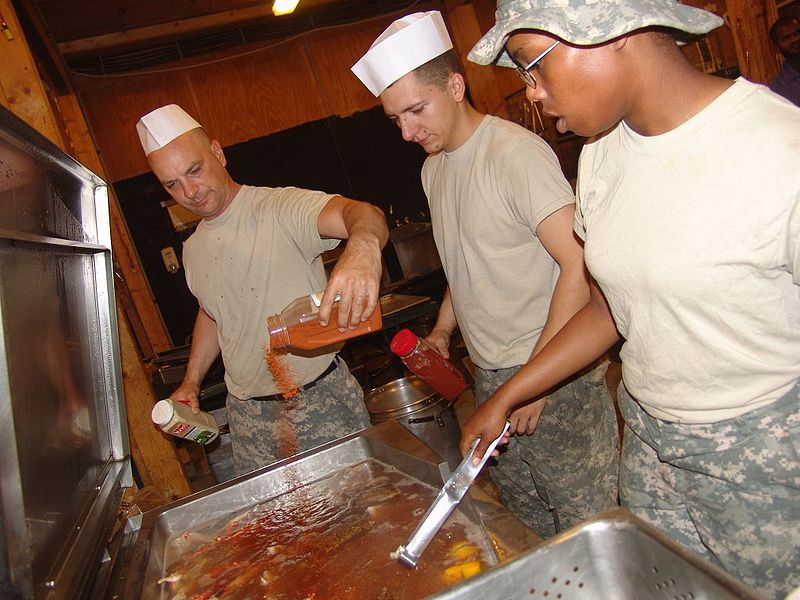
{"left": 0, "top": 0, "right": 65, "bottom": 147}
{"left": 117, "top": 298, "right": 193, "bottom": 500}
{"left": 724, "top": 0, "right": 780, "bottom": 83}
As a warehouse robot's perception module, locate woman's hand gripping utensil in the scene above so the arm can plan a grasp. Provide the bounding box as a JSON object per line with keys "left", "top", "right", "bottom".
{"left": 392, "top": 421, "right": 511, "bottom": 568}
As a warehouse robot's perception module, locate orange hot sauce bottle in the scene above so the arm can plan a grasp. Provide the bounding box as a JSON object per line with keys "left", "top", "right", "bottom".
{"left": 267, "top": 292, "right": 383, "bottom": 351}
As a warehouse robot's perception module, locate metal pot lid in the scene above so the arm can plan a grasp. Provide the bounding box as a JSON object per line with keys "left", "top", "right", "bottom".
{"left": 365, "top": 376, "right": 441, "bottom": 418}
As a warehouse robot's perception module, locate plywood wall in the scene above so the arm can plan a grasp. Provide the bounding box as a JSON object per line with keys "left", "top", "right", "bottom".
{"left": 73, "top": 17, "right": 402, "bottom": 183}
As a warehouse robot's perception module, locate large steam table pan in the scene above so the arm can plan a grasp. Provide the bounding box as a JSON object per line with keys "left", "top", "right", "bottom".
{"left": 108, "top": 420, "right": 541, "bottom": 599}
{"left": 431, "top": 508, "right": 764, "bottom": 600}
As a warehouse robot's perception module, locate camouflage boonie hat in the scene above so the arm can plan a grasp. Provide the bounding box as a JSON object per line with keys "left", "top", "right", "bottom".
{"left": 469, "top": 0, "right": 724, "bottom": 67}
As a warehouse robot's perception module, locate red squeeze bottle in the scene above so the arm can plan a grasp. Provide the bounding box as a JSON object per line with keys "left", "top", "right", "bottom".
{"left": 390, "top": 329, "right": 468, "bottom": 401}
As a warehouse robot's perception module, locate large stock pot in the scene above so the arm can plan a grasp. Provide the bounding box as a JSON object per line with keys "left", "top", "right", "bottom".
{"left": 365, "top": 376, "right": 463, "bottom": 470}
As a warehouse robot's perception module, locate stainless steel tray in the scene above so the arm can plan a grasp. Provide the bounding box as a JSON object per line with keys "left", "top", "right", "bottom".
{"left": 431, "top": 508, "right": 764, "bottom": 600}
{"left": 109, "top": 421, "right": 541, "bottom": 599}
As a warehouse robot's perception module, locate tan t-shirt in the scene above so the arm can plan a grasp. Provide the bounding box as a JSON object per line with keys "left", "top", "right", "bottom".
{"left": 576, "top": 79, "right": 800, "bottom": 423}
{"left": 183, "top": 185, "right": 338, "bottom": 398}
{"left": 422, "top": 116, "right": 575, "bottom": 369}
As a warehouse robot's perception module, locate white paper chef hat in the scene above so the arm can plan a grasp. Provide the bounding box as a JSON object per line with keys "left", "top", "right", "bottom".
{"left": 352, "top": 11, "right": 453, "bottom": 97}
{"left": 136, "top": 104, "right": 203, "bottom": 156}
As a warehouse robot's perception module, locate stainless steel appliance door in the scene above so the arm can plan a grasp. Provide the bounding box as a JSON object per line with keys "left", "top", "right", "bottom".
{"left": 0, "top": 106, "right": 128, "bottom": 599}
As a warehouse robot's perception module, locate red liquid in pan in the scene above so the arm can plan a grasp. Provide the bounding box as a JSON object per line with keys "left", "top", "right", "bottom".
{"left": 160, "top": 461, "right": 491, "bottom": 599}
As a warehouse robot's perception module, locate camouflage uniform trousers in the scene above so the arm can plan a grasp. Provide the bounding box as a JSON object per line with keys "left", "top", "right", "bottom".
{"left": 618, "top": 382, "right": 800, "bottom": 599}
{"left": 226, "top": 356, "right": 371, "bottom": 476}
{"left": 475, "top": 360, "right": 620, "bottom": 538}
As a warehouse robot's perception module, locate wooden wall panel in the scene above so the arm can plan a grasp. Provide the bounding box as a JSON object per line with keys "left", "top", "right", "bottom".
{"left": 75, "top": 28, "right": 376, "bottom": 181}
{"left": 72, "top": 5, "right": 452, "bottom": 183}
{"left": 448, "top": 3, "right": 508, "bottom": 118}
{"left": 303, "top": 22, "right": 386, "bottom": 117}
{"left": 188, "top": 44, "right": 330, "bottom": 148}
{"left": 681, "top": 0, "right": 764, "bottom": 79}
{"left": 470, "top": 0, "right": 528, "bottom": 102}
{"left": 77, "top": 70, "right": 198, "bottom": 181}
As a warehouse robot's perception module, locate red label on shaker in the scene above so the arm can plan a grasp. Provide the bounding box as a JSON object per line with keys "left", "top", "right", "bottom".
{"left": 170, "top": 422, "right": 192, "bottom": 437}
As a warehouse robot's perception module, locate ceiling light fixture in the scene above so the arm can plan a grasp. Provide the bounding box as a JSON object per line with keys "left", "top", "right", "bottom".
{"left": 272, "top": 0, "right": 300, "bottom": 16}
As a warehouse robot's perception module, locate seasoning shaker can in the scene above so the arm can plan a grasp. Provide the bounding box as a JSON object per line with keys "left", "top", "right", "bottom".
{"left": 268, "top": 291, "right": 382, "bottom": 351}
{"left": 151, "top": 398, "right": 220, "bottom": 445}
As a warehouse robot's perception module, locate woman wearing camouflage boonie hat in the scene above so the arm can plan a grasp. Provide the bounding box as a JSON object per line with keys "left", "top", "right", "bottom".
{"left": 461, "top": 1, "right": 800, "bottom": 598}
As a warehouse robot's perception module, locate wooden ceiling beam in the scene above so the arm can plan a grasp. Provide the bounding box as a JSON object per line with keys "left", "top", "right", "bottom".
{"left": 57, "top": 4, "right": 281, "bottom": 57}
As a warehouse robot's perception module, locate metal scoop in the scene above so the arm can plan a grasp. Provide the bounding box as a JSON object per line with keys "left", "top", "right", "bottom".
{"left": 393, "top": 421, "right": 511, "bottom": 568}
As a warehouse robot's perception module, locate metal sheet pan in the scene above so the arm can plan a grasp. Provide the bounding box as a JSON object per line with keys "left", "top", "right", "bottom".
{"left": 110, "top": 421, "right": 541, "bottom": 599}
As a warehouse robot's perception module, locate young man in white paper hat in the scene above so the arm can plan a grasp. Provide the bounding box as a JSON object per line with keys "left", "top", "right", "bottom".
{"left": 353, "top": 11, "right": 619, "bottom": 538}
{"left": 136, "top": 104, "right": 388, "bottom": 476}
{"left": 461, "top": 1, "right": 800, "bottom": 596}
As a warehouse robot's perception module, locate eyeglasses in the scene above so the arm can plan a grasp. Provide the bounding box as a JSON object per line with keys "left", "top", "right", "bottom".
{"left": 512, "top": 40, "right": 560, "bottom": 89}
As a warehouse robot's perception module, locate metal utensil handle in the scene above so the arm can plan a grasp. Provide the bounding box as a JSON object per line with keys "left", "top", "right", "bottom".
{"left": 456, "top": 423, "right": 509, "bottom": 486}
{"left": 394, "top": 422, "right": 511, "bottom": 568}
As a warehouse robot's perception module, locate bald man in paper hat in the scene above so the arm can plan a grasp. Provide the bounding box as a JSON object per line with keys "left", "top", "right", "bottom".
{"left": 460, "top": 1, "right": 800, "bottom": 596}
{"left": 136, "top": 104, "right": 389, "bottom": 476}
{"left": 353, "top": 11, "right": 620, "bottom": 539}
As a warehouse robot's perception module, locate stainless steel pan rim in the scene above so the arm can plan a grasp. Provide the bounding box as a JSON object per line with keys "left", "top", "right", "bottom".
{"left": 365, "top": 376, "right": 448, "bottom": 422}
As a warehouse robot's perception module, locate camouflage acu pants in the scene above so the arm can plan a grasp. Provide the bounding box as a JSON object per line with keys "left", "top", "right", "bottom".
{"left": 475, "top": 360, "right": 620, "bottom": 538}
{"left": 226, "top": 356, "right": 371, "bottom": 476}
{"left": 618, "top": 382, "right": 800, "bottom": 599}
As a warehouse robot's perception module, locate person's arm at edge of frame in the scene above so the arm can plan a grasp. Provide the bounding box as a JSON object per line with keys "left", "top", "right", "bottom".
{"left": 171, "top": 307, "right": 222, "bottom": 414}
{"left": 460, "top": 278, "right": 620, "bottom": 461}
{"left": 424, "top": 286, "right": 457, "bottom": 358}
{"left": 315, "top": 195, "right": 389, "bottom": 330}
{"left": 507, "top": 204, "right": 591, "bottom": 435}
